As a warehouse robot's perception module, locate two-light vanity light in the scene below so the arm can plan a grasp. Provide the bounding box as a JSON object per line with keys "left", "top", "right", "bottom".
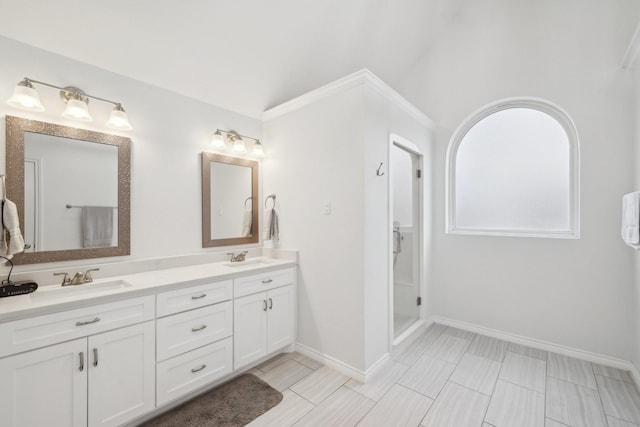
{"left": 7, "top": 77, "right": 133, "bottom": 131}
{"left": 211, "top": 129, "right": 264, "bottom": 157}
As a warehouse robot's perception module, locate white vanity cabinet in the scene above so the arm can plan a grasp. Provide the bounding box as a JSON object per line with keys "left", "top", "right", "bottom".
{"left": 0, "top": 296, "right": 156, "bottom": 427}
{"left": 155, "top": 280, "right": 234, "bottom": 406}
{"left": 234, "top": 268, "right": 295, "bottom": 369}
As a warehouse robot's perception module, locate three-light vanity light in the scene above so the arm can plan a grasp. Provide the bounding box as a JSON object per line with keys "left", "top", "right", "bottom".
{"left": 6, "top": 77, "right": 133, "bottom": 131}
{"left": 211, "top": 129, "right": 264, "bottom": 157}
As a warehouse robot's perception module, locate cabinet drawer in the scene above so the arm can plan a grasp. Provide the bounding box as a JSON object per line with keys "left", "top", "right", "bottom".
{"left": 0, "top": 296, "right": 155, "bottom": 358}
{"left": 156, "top": 337, "right": 233, "bottom": 406}
{"left": 156, "top": 280, "right": 232, "bottom": 317}
{"left": 157, "top": 301, "right": 232, "bottom": 361}
{"left": 234, "top": 268, "right": 294, "bottom": 298}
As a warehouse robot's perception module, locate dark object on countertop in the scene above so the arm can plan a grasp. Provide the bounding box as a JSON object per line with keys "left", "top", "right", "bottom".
{"left": 0, "top": 254, "right": 37, "bottom": 297}
{"left": 0, "top": 280, "right": 38, "bottom": 298}
{"left": 140, "top": 373, "right": 283, "bottom": 427}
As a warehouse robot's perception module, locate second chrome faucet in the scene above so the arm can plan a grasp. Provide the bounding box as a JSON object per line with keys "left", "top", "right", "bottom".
{"left": 54, "top": 268, "right": 100, "bottom": 286}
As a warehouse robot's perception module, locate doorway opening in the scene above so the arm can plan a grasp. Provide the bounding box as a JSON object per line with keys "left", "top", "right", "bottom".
{"left": 390, "top": 137, "right": 423, "bottom": 342}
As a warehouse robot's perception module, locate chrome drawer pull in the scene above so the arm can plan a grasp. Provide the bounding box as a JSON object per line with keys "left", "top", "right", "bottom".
{"left": 191, "top": 325, "right": 207, "bottom": 332}
{"left": 79, "top": 352, "right": 84, "bottom": 372}
{"left": 191, "top": 294, "right": 207, "bottom": 300}
{"left": 263, "top": 300, "right": 268, "bottom": 311}
{"left": 268, "top": 298, "right": 273, "bottom": 309}
{"left": 76, "top": 317, "right": 101, "bottom": 326}
{"left": 262, "top": 279, "right": 273, "bottom": 284}
{"left": 191, "top": 364, "right": 207, "bottom": 373}
{"left": 93, "top": 348, "right": 99, "bottom": 367}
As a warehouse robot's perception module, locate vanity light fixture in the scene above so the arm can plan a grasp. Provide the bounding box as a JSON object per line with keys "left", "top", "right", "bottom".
{"left": 6, "top": 77, "right": 133, "bottom": 131}
{"left": 211, "top": 128, "right": 264, "bottom": 157}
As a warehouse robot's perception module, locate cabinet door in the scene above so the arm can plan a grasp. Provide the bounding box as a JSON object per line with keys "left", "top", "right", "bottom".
{"left": 234, "top": 291, "right": 268, "bottom": 369}
{"left": 88, "top": 321, "right": 155, "bottom": 427}
{"left": 0, "top": 338, "right": 87, "bottom": 427}
{"left": 267, "top": 285, "right": 295, "bottom": 352}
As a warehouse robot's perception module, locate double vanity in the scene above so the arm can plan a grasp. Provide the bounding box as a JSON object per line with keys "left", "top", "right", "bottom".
{"left": 0, "top": 256, "right": 296, "bottom": 427}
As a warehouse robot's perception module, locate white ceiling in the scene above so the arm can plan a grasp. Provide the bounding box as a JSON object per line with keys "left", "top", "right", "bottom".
{"left": 0, "top": 0, "right": 469, "bottom": 118}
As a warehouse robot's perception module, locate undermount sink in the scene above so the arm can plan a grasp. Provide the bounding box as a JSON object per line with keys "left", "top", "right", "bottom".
{"left": 30, "top": 279, "right": 133, "bottom": 303}
{"left": 222, "top": 258, "right": 273, "bottom": 268}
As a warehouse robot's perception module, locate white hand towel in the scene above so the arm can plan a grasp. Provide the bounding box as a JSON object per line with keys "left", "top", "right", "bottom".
{"left": 241, "top": 210, "right": 252, "bottom": 237}
{"left": 622, "top": 192, "right": 640, "bottom": 249}
{"left": 1, "top": 199, "right": 25, "bottom": 256}
{"left": 82, "top": 206, "right": 114, "bottom": 248}
{"left": 263, "top": 209, "right": 272, "bottom": 240}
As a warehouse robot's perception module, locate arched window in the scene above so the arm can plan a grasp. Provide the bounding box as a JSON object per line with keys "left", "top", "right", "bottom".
{"left": 446, "top": 98, "right": 579, "bottom": 238}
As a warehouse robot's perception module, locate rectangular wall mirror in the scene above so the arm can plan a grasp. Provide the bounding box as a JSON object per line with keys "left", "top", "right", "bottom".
{"left": 202, "top": 152, "right": 258, "bottom": 247}
{"left": 5, "top": 115, "right": 131, "bottom": 264}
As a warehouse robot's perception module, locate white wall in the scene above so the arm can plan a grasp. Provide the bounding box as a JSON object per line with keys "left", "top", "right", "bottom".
{"left": 632, "top": 53, "right": 640, "bottom": 371}
{"left": 400, "top": 0, "right": 639, "bottom": 359}
{"left": 0, "top": 36, "right": 262, "bottom": 274}
{"left": 263, "top": 72, "right": 432, "bottom": 373}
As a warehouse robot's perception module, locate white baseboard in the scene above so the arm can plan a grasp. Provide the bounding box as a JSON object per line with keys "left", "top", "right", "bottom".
{"left": 294, "top": 342, "right": 371, "bottom": 382}
{"left": 432, "top": 315, "right": 634, "bottom": 372}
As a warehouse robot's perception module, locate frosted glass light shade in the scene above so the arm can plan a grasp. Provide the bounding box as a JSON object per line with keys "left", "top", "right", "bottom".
{"left": 232, "top": 138, "right": 247, "bottom": 154}
{"left": 252, "top": 141, "right": 265, "bottom": 157}
{"left": 106, "top": 105, "right": 132, "bottom": 130}
{"left": 7, "top": 84, "right": 45, "bottom": 112}
{"left": 62, "top": 98, "right": 93, "bottom": 122}
{"left": 211, "top": 131, "right": 225, "bottom": 148}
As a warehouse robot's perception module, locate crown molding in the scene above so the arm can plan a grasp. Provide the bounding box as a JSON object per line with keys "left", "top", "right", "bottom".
{"left": 262, "top": 69, "right": 434, "bottom": 128}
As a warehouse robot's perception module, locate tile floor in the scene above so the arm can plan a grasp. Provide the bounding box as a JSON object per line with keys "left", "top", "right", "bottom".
{"left": 246, "top": 324, "right": 640, "bottom": 427}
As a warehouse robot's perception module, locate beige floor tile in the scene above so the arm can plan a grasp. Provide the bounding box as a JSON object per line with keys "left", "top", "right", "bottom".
{"left": 290, "top": 366, "right": 350, "bottom": 404}
{"left": 443, "top": 326, "right": 476, "bottom": 340}
{"left": 425, "top": 333, "right": 472, "bottom": 364}
{"left": 592, "top": 364, "right": 634, "bottom": 384}
{"left": 607, "top": 416, "right": 640, "bottom": 426}
{"left": 346, "top": 360, "right": 408, "bottom": 401}
{"left": 260, "top": 359, "right": 313, "bottom": 392}
{"left": 596, "top": 375, "right": 640, "bottom": 423}
{"left": 507, "top": 342, "right": 547, "bottom": 361}
{"left": 547, "top": 353, "right": 597, "bottom": 389}
{"left": 247, "top": 389, "right": 314, "bottom": 427}
{"left": 420, "top": 382, "right": 489, "bottom": 427}
{"left": 392, "top": 324, "right": 446, "bottom": 366}
{"left": 357, "top": 384, "right": 433, "bottom": 427}
{"left": 257, "top": 352, "right": 295, "bottom": 372}
{"left": 292, "top": 352, "right": 323, "bottom": 370}
{"left": 546, "top": 377, "right": 606, "bottom": 427}
{"left": 293, "top": 386, "right": 375, "bottom": 427}
{"left": 449, "top": 353, "right": 501, "bottom": 395}
{"left": 397, "top": 354, "right": 456, "bottom": 398}
{"left": 499, "top": 351, "right": 546, "bottom": 393}
{"left": 466, "top": 335, "right": 509, "bottom": 362}
{"left": 485, "top": 380, "right": 544, "bottom": 427}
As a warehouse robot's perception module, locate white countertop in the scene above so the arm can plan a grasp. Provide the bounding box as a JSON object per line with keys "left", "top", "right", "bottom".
{"left": 0, "top": 256, "right": 296, "bottom": 322}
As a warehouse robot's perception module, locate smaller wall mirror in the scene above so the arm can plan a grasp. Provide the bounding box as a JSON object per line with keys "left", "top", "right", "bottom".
{"left": 6, "top": 116, "right": 131, "bottom": 264}
{"left": 202, "top": 152, "right": 258, "bottom": 247}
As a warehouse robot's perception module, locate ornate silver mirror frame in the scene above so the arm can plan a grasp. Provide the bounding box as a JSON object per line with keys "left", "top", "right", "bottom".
{"left": 5, "top": 115, "right": 131, "bottom": 264}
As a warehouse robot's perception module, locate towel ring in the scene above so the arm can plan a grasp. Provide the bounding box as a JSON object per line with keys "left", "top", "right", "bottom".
{"left": 244, "top": 197, "right": 252, "bottom": 210}
{"left": 265, "top": 194, "right": 276, "bottom": 209}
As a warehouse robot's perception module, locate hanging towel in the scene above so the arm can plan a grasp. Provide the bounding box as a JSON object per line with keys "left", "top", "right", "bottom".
{"left": 1, "top": 199, "right": 25, "bottom": 257}
{"left": 82, "top": 206, "right": 114, "bottom": 248}
{"left": 622, "top": 192, "right": 640, "bottom": 249}
{"left": 264, "top": 208, "right": 279, "bottom": 241}
{"left": 241, "top": 210, "right": 252, "bottom": 237}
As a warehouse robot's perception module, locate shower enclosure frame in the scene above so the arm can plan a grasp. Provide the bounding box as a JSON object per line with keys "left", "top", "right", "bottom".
{"left": 388, "top": 134, "right": 426, "bottom": 348}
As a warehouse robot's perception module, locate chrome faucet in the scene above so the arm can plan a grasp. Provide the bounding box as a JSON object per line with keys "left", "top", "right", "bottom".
{"left": 54, "top": 268, "right": 100, "bottom": 286}
{"left": 227, "top": 251, "right": 248, "bottom": 262}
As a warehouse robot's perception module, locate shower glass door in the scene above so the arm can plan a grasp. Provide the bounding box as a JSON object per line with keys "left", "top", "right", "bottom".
{"left": 391, "top": 142, "right": 421, "bottom": 339}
